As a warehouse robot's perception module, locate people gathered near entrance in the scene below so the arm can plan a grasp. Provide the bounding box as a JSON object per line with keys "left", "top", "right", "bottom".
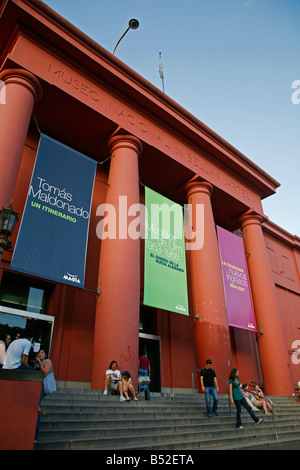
{"left": 103, "top": 360, "right": 138, "bottom": 401}
{"left": 102, "top": 354, "right": 276, "bottom": 439}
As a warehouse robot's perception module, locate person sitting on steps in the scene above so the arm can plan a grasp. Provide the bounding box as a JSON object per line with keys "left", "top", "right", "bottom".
{"left": 250, "top": 385, "right": 277, "bottom": 415}
{"left": 121, "top": 370, "right": 138, "bottom": 401}
{"left": 103, "top": 360, "right": 126, "bottom": 401}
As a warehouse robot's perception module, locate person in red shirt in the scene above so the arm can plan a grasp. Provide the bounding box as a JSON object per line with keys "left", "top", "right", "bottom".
{"left": 138, "top": 354, "right": 151, "bottom": 400}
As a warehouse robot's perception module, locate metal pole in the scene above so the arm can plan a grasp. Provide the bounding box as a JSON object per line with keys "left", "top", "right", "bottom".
{"left": 113, "top": 19, "right": 139, "bottom": 55}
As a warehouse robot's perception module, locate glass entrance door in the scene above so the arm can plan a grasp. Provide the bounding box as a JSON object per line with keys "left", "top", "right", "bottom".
{"left": 139, "top": 333, "right": 161, "bottom": 392}
{"left": 0, "top": 306, "right": 54, "bottom": 367}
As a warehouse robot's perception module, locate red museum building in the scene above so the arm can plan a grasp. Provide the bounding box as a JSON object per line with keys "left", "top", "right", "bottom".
{"left": 0, "top": 0, "right": 299, "bottom": 397}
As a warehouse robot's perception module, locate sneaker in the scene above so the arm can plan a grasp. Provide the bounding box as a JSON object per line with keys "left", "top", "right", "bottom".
{"left": 238, "top": 426, "right": 244, "bottom": 429}
{"left": 103, "top": 389, "right": 107, "bottom": 395}
{"left": 256, "top": 418, "right": 264, "bottom": 425}
{"left": 119, "top": 395, "right": 126, "bottom": 402}
{"left": 213, "top": 411, "right": 219, "bottom": 416}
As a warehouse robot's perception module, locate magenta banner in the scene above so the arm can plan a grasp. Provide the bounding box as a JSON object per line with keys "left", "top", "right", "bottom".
{"left": 217, "top": 226, "right": 257, "bottom": 332}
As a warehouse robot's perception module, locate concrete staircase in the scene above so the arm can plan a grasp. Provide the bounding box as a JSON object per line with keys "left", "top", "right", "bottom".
{"left": 34, "top": 389, "right": 300, "bottom": 450}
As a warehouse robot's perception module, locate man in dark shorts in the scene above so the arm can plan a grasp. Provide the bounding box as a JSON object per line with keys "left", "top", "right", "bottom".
{"left": 200, "top": 359, "right": 219, "bottom": 417}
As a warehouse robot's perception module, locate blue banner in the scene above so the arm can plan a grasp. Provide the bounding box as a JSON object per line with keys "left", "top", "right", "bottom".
{"left": 11, "top": 134, "right": 96, "bottom": 288}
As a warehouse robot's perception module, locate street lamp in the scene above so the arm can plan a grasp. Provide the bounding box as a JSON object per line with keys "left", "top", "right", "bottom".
{"left": 0, "top": 203, "right": 19, "bottom": 267}
{"left": 112, "top": 19, "right": 139, "bottom": 55}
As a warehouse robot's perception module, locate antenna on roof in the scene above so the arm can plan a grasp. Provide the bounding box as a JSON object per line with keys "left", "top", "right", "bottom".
{"left": 159, "top": 52, "right": 165, "bottom": 93}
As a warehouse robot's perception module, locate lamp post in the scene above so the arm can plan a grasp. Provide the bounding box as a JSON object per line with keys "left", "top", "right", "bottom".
{"left": 0, "top": 203, "right": 19, "bottom": 267}
{"left": 112, "top": 19, "right": 139, "bottom": 55}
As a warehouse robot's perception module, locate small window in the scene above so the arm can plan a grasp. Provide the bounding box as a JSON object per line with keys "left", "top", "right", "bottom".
{"left": 0, "top": 271, "right": 53, "bottom": 314}
{"left": 139, "top": 304, "right": 157, "bottom": 334}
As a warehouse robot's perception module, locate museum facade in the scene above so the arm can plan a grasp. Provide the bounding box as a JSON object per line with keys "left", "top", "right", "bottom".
{"left": 0, "top": 0, "right": 299, "bottom": 396}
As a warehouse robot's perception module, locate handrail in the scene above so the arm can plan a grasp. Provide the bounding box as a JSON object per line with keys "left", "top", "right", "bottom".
{"left": 216, "top": 376, "right": 233, "bottom": 415}
{"left": 249, "top": 380, "right": 264, "bottom": 390}
{"left": 192, "top": 369, "right": 232, "bottom": 414}
{"left": 242, "top": 387, "right": 278, "bottom": 441}
{"left": 191, "top": 369, "right": 278, "bottom": 441}
{"left": 191, "top": 368, "right": 201, "bottom": 395}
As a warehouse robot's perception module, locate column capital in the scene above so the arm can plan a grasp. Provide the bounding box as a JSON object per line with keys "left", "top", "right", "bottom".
{"left": 108, "top": 134, "right": 143, "bottom": 157}
{"left": 184, "top": 179, "right": 213, "bottom": 198}
{"left": 239, "top": 209, "right": 268, "bottom": 230}
{"left": 0, "top": 68, "right": 43, "bottom": 103}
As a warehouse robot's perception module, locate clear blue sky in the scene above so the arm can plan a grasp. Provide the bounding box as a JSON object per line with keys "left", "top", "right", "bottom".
{"left": 42, "top": 0, "right": 300, "bottom": 236}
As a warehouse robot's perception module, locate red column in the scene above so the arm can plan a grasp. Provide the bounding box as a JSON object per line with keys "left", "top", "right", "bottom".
{"left": 0, "top": 68, "right": 42, "bottom": 208}
{"left": 92, "top": 135, "right": 142, "bottom": 390}
{"left": 240, "top": 212, "right": 294, "bottom": 395}
{"left": 185, "top": 181, "right": 232, "bottom": 388}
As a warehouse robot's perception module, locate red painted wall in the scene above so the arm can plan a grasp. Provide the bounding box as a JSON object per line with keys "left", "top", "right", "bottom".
{"left": 0, "top": 0, "right": 297, "bottom": 391}
{"left": 158, "top": 309, "right": 197, "bottom": 391}
{"left": 264, "top": 230, "right": 300, "bottom": 388}
{"left": 6, "top": 134, "right": 299, "bottom": 391}
{"left": 0, "top": 372, "right": 43, "bottom": 450}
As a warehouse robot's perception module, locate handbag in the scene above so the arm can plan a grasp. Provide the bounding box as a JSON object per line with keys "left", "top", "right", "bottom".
{"left": 137, "top": 375, "right": 151, "bottom": 385}
{"left": 43, "top": 371, "right": 57, "bottom": 395}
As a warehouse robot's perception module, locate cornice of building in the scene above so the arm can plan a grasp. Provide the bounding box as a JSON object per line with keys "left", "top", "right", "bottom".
{"left": 262, "top": 219, "right": 300, "bottom": 250}
{"left": 2, "top": 0, "right": 280, "bottom": 199}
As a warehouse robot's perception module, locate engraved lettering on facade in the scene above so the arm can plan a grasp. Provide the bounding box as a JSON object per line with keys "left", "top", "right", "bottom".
{"left": 107, "top": 101, "right": 251, "bottom": 201}
{"left": 226, "top": 181, "right": 250, "bottom": 200}
{"left": 108, "top": 102, "right": 173, "bottom": 151}
{"left": 48, "top": 64, "right": 100, "bottom": 102}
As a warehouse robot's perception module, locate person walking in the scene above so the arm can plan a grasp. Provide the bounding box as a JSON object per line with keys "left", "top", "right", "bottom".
{"left": 138, "top": 353, "right": 151, "bottom": 401}
{"left": 229, "top": 368, "right": 264, "bottom": 429}
{"left": 200, "top": 359, "right": 219, "bottom": 417}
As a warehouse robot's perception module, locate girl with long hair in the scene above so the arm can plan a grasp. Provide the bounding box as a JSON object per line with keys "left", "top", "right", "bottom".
{"left": 228, "top": 368, "right": 264, "bottom": 429}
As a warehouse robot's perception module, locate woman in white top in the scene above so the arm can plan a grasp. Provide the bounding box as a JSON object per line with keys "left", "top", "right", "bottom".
{"left": 250, "top": 385, "right": 276, "bottom": 415}
{"left": 103, "top": 360, "right": 125, "bottom": 401}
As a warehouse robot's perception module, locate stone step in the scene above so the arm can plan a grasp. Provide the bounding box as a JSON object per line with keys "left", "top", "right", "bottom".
{"left": 38, "top": 405, "right": 297, "bottom": 421}
{"left": 51, "top": 388, "right": 295, "bottom": 402}
{"left": 38, "top": 415, "right": 299, "bottom": 432}
{"left": 34, "top": 389, "right": 300, "bottom": 450}
{"left": 35, "top": 423, "right": 299, "bottom": 450}
{"left": 43, "top": 390, "right": 299, "bottom": 409}
{"left": 214, "top": 436, "right": 300, "bottom": 450}
{"left": 35, "top": 417, "right": 300, "bottom": 449}
{"left": 41, "top": 391, "right": 297, "bottom": 407}
{"left": 37, "top": 419, "right": 300, "bottom": 441}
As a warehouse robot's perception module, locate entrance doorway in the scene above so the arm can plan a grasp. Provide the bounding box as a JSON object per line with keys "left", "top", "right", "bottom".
{"left": 139, "top": 333, "right": 161, "bottom": 392}
{"left": 0, "top": 306, "right": 54, "bottom": 367}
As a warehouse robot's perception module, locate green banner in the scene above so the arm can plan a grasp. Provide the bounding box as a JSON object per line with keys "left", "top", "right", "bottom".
{"left": 143, "top": 187, "right": 189, "bottom": 315}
